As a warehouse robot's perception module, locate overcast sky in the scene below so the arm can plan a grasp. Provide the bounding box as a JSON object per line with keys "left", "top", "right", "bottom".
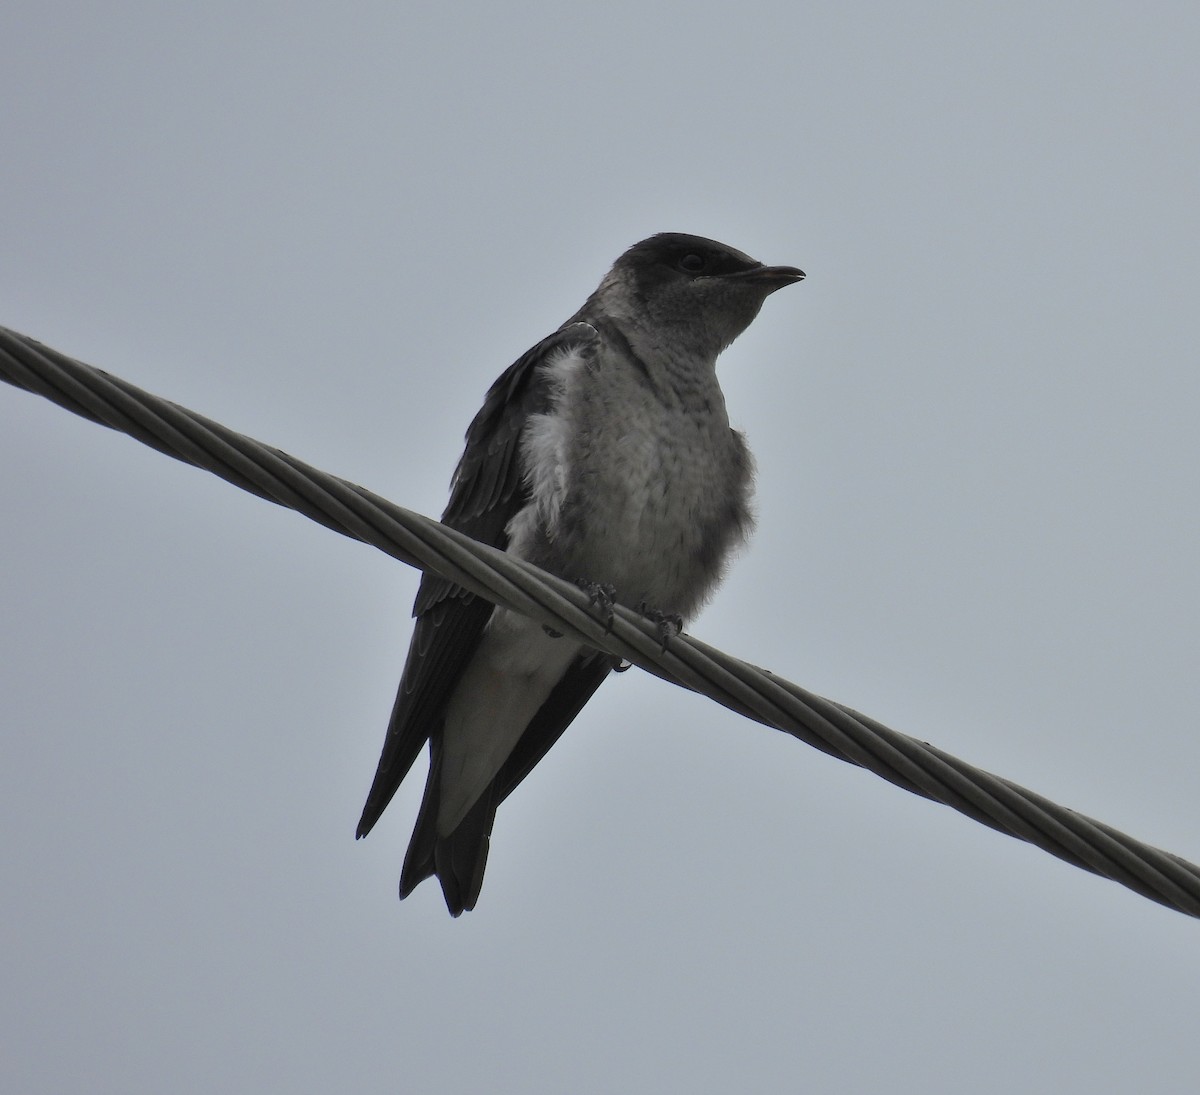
{"left": 2, "top": 3, "right": 1198, "bottom": 1092}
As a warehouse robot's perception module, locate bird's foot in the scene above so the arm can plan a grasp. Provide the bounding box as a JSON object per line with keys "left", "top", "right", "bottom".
{"left": 638, "top": 603, "right": 684, "bottom": 652}
{"left": 575, "top": 580, "right": 617, "bottom": 633}
{"left": 544, "top": 580, "right": 618, "bottom": 637}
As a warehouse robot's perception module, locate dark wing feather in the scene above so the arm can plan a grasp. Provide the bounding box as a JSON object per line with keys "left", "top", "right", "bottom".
{"left": 494, "top": 649, "right": 617, "bottom": 802}
{"left": 398, "top": 648, "right": 616, "bottom": 915}
{"left": 355, "top": 323, "right": 600, "bottom": 840}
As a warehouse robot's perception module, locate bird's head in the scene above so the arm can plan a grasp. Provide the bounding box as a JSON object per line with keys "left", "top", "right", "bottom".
{"left": 585, "top": 233, "right": 804, "bottom": 360}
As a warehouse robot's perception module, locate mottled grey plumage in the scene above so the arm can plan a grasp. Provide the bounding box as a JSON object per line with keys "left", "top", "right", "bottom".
{"left": 356, "top": 233, "right": 803, "bottom": 914}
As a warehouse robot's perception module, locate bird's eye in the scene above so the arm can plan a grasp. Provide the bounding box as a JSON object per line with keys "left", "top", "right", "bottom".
{"left": 678, "top": 253, "right": 707, "bottom": 274}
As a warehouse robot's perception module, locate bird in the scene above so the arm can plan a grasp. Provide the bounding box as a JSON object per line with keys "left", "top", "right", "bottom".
{"left": 356, "top": 232, "right": 804, "bottom": 914}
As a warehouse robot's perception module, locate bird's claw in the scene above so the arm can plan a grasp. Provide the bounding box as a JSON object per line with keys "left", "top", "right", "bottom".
{"left": 575, "top": 580, "right": 617, "bottom": 633}
{"left": 638, "top": 603, "right": 683, "bottom": 652}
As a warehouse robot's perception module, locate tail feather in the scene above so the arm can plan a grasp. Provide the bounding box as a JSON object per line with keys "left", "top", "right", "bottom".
{"left": 433, "top": 793, "right": 496, "bottom": 916}
{"left": 397, "top": 740, "right": 441, "bottom": 899}
{"left": 395, "top": 652, "right": 617, "bottom": 914}
{"left": 399, "top": 736, "right": 496, "bottom": 917}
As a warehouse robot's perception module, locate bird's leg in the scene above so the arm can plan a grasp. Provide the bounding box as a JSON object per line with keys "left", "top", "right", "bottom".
{"left": 637, "top": 603, "right": 684, "bottom": 652}
{"left": 542, "top": 580, "right": 618, "bottom": 638}
{"left": 576, "top": 580, "right": 617, "bottom": 633}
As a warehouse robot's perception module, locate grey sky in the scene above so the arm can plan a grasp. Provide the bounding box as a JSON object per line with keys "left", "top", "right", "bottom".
{"left": 2, "top": 3, "right": 1198, "bottom": 1092}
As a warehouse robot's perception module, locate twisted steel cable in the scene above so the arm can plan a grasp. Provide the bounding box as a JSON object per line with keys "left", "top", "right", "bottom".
{"left": 3, "top": 324, "right": 1198, "bottom": 918}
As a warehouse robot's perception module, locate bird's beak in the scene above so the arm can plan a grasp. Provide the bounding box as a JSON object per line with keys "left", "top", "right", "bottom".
{"left": 729, "top": 264, "right": 806, "bottom": 293}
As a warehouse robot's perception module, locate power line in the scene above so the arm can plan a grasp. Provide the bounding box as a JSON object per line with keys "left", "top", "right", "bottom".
{"left": 3, "top": 323, "right": 1198, "bottom": 918}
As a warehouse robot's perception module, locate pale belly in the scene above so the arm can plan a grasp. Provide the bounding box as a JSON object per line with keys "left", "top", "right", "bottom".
{"left": 513, "top": 401, "right": 750, "bottom": 616}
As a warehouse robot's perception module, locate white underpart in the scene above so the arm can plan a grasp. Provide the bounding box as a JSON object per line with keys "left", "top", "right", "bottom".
{"left": 438, "top": 609, "right": 581, "bottom": 834}
{"left": 505, "top": 343, "right": 586, "bottom": 551}
{"left": 438, "top": 344, "right": 588, "bottom": 835}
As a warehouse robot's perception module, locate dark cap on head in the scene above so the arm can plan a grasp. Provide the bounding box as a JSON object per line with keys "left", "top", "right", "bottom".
{"left": 582, "top": 232, "right": 804, "bottom": 357}
{"left": 617, "top": 232, "right": 804, "bottom": 288}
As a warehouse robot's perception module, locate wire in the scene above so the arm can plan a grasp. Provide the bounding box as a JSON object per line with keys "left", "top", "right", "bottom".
{"left": 3, "top": 323, "right": 1198, "bottom": 918}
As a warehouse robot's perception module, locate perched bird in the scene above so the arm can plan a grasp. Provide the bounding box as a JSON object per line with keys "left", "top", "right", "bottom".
{"left": 356, "top": 233, "right": 803, "bottom": 914}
